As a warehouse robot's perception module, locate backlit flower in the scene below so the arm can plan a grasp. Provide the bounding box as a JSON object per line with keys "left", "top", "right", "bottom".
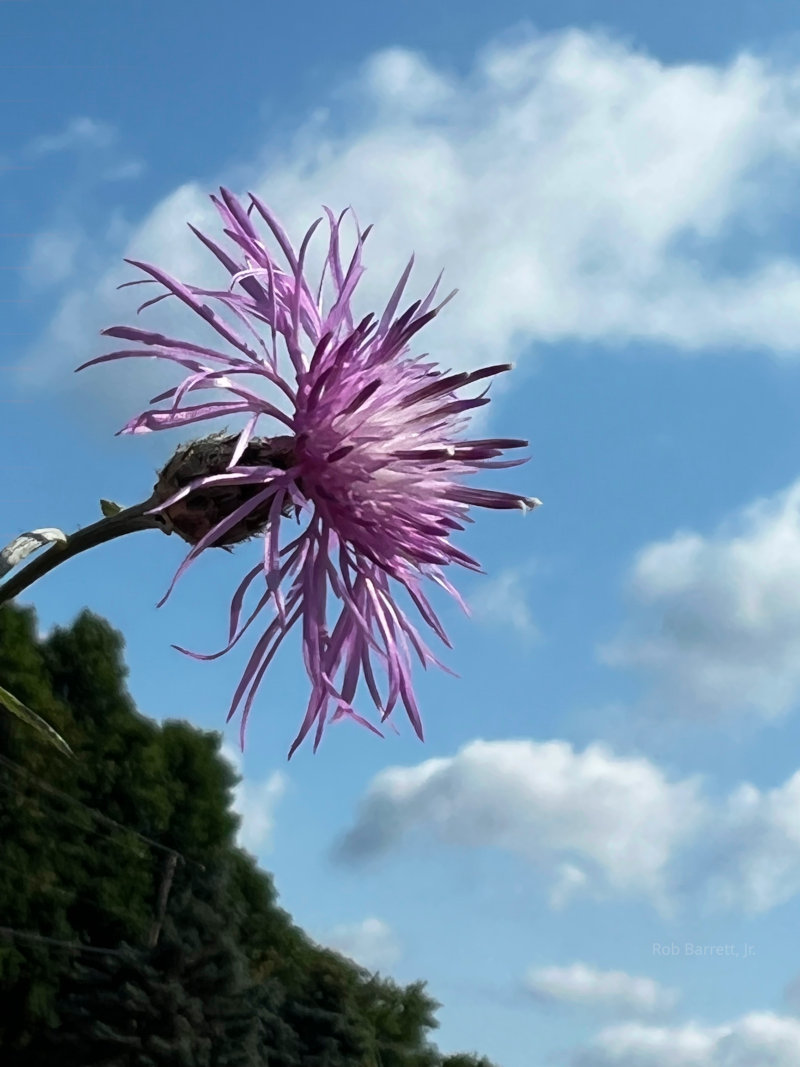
{"left": 79, "top": 189, "right": 540, "bottom": 755}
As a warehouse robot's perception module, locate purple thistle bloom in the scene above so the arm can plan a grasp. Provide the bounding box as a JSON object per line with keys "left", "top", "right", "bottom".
{"left": 79, "top": 188, "right": 540, "bottom": 756}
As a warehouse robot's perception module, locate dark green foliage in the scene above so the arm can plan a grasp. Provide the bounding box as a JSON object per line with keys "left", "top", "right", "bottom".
{"left": 51, "top": 867, "right": 258, "bottom": 1067}
{"left": 442, "top": 1056, "right": 501, "bottom": 1067}
{"left": 0, "top": 602, "right": 500, "bottom": 1067}
{"left": 356, "top": 976, "right": 443, "bottom": 1067}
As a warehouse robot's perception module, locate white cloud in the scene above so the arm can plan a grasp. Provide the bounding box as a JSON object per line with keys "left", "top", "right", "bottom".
{"left": 572, "top": 1013, "right": 800, "bottom": 1066}
{"left": 469, "top": 566, "right": 540, "bottom": 640}
{"left": 233, "top": 772, "right": 286, "bottom": 854}
{"left": 334, "top": 738, "right": 704, "bottom": 908}
{"left": 16, "top": 181, "right": 223, "bottom": 401}
{"left": 102, "top": 159, "right": 146, "bottom": 182}
{"left": 24, "top": 229, "right": 83, "bottom": 288}
{"left": 549, "top": 862, "right": 590, "bottom": 910}
{"left": 321, "top": 917, "right": 402, "bottom": 972}
{"left": 221, "top": 742, "right": 286, "bottom": 854}
{"left": 19, "top": 28, "right": 800, "bottom": 404}
{"left": 689, "top": 769, "right": 800, "bottom": 913}
{"left": 525, "top": 962, "right": 679, "bottom": 1018}
{"left": 334, "top": 735, "right": 800, "bottom": 914}
{"left": 13, "top": 185, "right": 224, "bottom": 441}
{"left": 360, "top": 47, "right": 455, "bottom": 113}
{"left": 602, "top": 480, "right": 800, "bottom": 722}
{"left": 26, "top": 116, "right": 116, "bottom": 157}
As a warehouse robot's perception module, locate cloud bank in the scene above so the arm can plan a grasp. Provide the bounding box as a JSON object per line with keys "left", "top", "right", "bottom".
{"left": 20, "top": 28, "right": 800, "bottom": 404}
{"left": 335, "top": 736, "right": 800, "bottom": 914}
{"left": 603, "top": 480, "right": 800, "bottom": 722}
{"left": 525, "top": 962, "right": 679, "bottom": 1017}
{"left": 572, "top": 1013, "right": 800, "bottom": 1066}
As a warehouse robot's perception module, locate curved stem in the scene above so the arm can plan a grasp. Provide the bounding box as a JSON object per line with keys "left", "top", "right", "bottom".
{"left": 0, "top": 496, "right": 168, "bottom": 606}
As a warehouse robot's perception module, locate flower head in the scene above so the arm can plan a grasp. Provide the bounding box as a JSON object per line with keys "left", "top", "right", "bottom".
{"left": 79, "top": 188, "right": 540, "bottom": 755}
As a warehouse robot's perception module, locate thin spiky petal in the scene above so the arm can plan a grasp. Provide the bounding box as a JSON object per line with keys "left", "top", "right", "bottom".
{"left": 84, "top": 188, "right": 540, "bottom": 755}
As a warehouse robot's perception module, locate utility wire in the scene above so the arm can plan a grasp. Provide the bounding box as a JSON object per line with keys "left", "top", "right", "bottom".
{"left": 0, "top": 777, "right": 147, "bottom": 854}
{"left": 0, "top": 753, "right": 195, "bottom": 955}
{"left": 0, "top": 926, "right": 125, "bottom": 958}
{"left": 0, "top": 752, "right": 203, "bottom": 869}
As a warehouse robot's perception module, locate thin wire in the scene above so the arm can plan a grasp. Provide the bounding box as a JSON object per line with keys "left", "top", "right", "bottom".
{"left": 0, "top": 927, "right": 125, "bottom": 958}
{"left": 0, "top": 753, "right": 204, "bottom": 869}
{"left": 0, "top": 776, "right": 148, "bottom": 853}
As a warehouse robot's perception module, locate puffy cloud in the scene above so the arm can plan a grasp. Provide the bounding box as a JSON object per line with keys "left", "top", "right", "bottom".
{"left": 334, "top": 735, "right": 800, "bottom": 914}
{"left": 689, "top": 769, "right": 800, "bottom": 914}
{"left": 602, "top": 480, "right": 800, "bottom": 721}
{"left": 19, "top": 28, "right": 800, "bottom": 403}
{"left": 549, "top": 862, "right": 590, "bottom": 910}
{"left": 321, "top": 917, "right": 402, "bottom": 972}
{"left": 220, "top": 743, "right": 286, "bottom": 855}
{"left": 468, "top": 565, "right": 540, "bottom": 641}
{"left": 102, "top": 159, "right": 146, "bottom": 182}
{"left": 524, "top": 962, "right": 679, "bottom": 1017}
{"left": 16, "top": 181, "right": 223, "bottom": 399}
{"left": 24, "top": 229, "right": 83, "bottom": 288}
{"left": 571, "top": 1013, "right": 800, "bottom": 1066}
{"left": 26, "top": 116, "right": 116, "bottom": 157}
{"left": 333, "top": 738, "right": 704, "bottom": 907}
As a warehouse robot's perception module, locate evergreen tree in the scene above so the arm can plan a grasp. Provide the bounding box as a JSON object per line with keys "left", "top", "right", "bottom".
{"left": 0, "top": 603, "right": 78, "bottom": 1053}
{"left": 281, "top": 946, "right": 374, "bottom": 1064}
{"left": 358, "top": 975, "right": 442, "bottom": 1067}
{"left": 442, "top": 1056, "right": 501, "bottom": 1067}
{"left": 0, "top": 602, "right": 504, "bottom": 1066}
{"left": 51, "top": 865, "right": 258, "bottom": 1066}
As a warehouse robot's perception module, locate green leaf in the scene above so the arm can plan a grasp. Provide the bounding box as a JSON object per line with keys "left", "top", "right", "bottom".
{"left": 0, "top": 683, "right": 73, "bottom": 757}
{"left": 100, "top": 500, "right": 124, "bottom": 517}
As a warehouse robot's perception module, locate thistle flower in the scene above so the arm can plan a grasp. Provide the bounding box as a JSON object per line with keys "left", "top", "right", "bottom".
{"left": 79, "top": 188, "right": 540, "bottom": 756}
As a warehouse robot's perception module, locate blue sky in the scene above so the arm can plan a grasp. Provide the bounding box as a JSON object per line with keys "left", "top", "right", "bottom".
{"left": 7, "top": 1, "right": 800, "bottom": 1064}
